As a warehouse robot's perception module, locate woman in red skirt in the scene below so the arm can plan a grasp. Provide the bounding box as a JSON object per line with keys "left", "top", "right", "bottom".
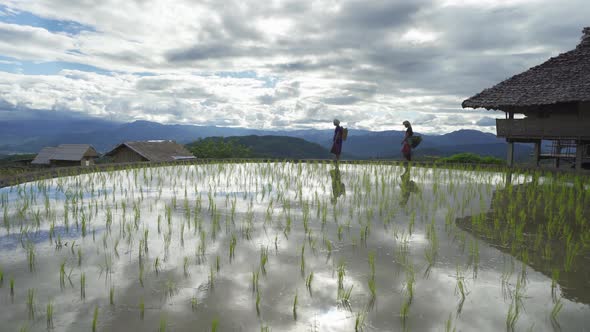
{"left": 401, "top": 120, "right": 413, "bottom": 161}
{"left": 330, "top": 119, "right": 343, "bottom": 162}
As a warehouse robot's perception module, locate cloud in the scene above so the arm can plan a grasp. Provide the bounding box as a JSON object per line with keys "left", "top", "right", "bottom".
{"left": 475, "top": 116, "right": 498, "bottom": 126}
{"left": 0, "top": 0, "right": 588, "bottom": 132}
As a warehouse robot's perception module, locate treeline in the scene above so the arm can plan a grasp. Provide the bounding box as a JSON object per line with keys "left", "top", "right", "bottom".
{"left": 185, "top": 136, "right": 334, "bottom": 159}
{"left": 185, "top": 138, "right": 253, "bottom": 158}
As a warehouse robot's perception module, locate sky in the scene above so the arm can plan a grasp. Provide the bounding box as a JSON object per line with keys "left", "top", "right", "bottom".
{"left": 0, "top": 0, "right": 588, "bottom": 133}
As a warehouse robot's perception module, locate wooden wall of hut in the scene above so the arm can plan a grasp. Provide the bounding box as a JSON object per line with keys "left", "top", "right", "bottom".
{"left": 110, "top": 146, "right": 149, "bottom": 163}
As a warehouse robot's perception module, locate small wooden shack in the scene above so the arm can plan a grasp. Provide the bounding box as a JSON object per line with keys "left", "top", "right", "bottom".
{"left": 462, "top": 27, "right": 590, "bottom": 170}
{"left": 105, "top": 140, "right": 196, "bottom": 163}
{"left": 31, "top": 144, "right": 99, "bottom": 167}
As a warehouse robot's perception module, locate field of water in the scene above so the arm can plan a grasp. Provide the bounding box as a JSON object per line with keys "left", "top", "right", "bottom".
{"left": 0, "top": 162, "right": 588, "bottom": 331}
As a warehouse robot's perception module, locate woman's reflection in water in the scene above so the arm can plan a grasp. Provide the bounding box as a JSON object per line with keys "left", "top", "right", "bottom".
{"left": 330, "top": 165, "right": 346, "bottom": 203}
{"left": 400, "top": 165, "right": 419, "bottom": 206}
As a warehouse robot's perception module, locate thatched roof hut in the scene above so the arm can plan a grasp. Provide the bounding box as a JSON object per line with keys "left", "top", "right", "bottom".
{"left": 105, "top": 140, "right": 195, "bottom": 163}
{"left": 32, "top": 144, "right": 98, "bottom": 167}
{"left": 462, "top": 27, "right": 590, "bottom": 170}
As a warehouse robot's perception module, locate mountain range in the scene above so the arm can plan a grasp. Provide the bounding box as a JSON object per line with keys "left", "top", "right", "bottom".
{"left": 0, "top": 113, "right": 534, "bottom": 161}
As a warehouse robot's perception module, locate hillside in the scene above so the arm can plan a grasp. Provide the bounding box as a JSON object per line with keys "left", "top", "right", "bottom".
{"left": 188, "top": 136, "right": 356, "bottom": 159}
{"left": 0, "top": 114, "right": 534, "bottom": 161}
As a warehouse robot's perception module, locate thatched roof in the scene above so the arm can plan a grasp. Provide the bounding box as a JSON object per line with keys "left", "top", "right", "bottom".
{"left": 31, "top": 147, "right": 58, "bottom": 165}
{"left": 31, "top": 144, "right": 98, "bottom": 165}
{"left": 106, "top": 141, "right": 196, "bottom": 162}
{"left": 462, "top": 27, "right": 590, "bottom": 111}
{"left": 51, "top": 144, "right": 98, "bottom": 161}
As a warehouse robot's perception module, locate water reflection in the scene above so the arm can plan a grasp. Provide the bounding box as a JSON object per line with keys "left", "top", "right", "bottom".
{"left": 456, "top": 182, "right": 590, "bottom": 305}
{"left": 330, "top": 165, "right": 345, "bottom": 203}
{"left": 399, "top": 165, "right": 420, "bottom": 206}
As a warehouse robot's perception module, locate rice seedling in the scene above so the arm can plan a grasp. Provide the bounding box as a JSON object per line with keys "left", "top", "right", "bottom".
{"left": 256, "top": 289, "right": 261, "bottom": 315}
{"left": 506, "top": 301, "right": 518, "bottom": 331}
{"left": 550, "top": 297, "right": 564, "bottom": 325}
{"left": 26, "top": 242, "right": 35, "bottom": 272}
{"left": 154, "top": 257, "right": 160, "bottom": 275}
{"left": 400, "top": 298, "right": 410, "bottom": 323}
{"left": 252, "top": 270, "right": 259, "bottom": 292}
{"left": 110, "top": 285, "right": 115, "bottom": 305}
{"left": 0, "top": 268, "right": 3, "bottom": 287}
{"left": 140, "top": 297, "right": 145, "bottom": 319}
{"left": 445, "top": 313, "right": 456, "bottom": 332}
{"left": 159, "top": 315, "right": 167, "bottom": 332}
{"left": 368, "top": 276, "right": 376, "bottom": 299}
{"left": 211, "top": 318, "right": 219, "bottom": 332}
{"left": 337, "top": 285, "right": 353, "bottom": 305}
{"left": 300, "top": 244, "right": 305, "bottom": 274}
{"left": 260, "top": 246, "right": 269, "bottom": 274}
{"left": 305, "top": 272, "right": 314, "bottom": 293}
{"left": 229, "top": 234, "right": 237, "bottom": 261}
{"left": 80, "top": 273, "right": 86, "bottom": 299}
{"left": 337, "top": 259, "right": 346, "bottom": 290}
{"left": 46, "top": 301, "right": 54, "bottom": 329}
{"left": 209, "top": 264, "right": 215, "bottom": 288}
{"left": 183, "top": 256, "right": 189, "bottom": 276}
{"left": 92, "top": 306, "right": 98, "bottom": 332}
{"left": 191, "top": 296, "right": 198, "bottom": 312}
{"left": 355, "top": 310, "right": 366, "bottom": 332}
{"left": 26, "top": 288, "right": 35, "bottom": 319}
{"left": 551, "top": 269, "right": 559, "bottom": 302}
{"left": 293, "top": 290, "right": 298, "bottom": 320}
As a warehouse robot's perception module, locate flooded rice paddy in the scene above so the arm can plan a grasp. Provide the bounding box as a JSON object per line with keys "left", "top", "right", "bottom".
{"left": 0, "top": 162, "right": 589, "bottom": 331}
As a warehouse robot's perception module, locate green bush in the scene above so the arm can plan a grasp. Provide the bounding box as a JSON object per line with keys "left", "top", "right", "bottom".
{"left": 437, "top": 153, "right": 505, "bottom": 165}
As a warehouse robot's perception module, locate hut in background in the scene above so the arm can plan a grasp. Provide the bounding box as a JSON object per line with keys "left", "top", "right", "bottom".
{"left": 32, "top": 144, "right": 99, "bottom": 167}
{"left": 105, "top": 140, "right": 196, "bottom": 163}
{"left": 463, "top": 27, "right": 590, "bottom": 170}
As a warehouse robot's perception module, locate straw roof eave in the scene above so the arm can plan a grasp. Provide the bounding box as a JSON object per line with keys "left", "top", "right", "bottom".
{"left": 462, "top": 27, "right": 590, "bottom": 111}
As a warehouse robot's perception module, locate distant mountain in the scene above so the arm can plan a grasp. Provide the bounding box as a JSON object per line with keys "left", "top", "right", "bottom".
{"left": 0, "top": 115, "right": 533, "bottom": 161}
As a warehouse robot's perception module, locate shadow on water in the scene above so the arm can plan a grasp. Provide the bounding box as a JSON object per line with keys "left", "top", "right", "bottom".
{"left": 0, "top": 226, "right": 99, "bottom": 251}
{"left": 456, "top": 178, "right": 590, "bottom": 305}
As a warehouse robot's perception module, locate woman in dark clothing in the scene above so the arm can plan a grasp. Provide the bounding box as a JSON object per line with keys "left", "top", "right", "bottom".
{"left": 401, "top": 120, "right": 413, "bottom": 161}
{"left": 330, "top": 119, "right": 343, "bottom": 162}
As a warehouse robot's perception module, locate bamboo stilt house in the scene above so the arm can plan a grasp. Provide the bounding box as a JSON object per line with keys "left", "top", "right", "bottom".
{"left": 462, "top": 27, "right": 590, "bottom": 170}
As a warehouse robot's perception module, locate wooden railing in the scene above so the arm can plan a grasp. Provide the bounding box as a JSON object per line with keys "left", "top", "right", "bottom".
{"left": 496, "top": 119, "right": 590, "bottom": 139}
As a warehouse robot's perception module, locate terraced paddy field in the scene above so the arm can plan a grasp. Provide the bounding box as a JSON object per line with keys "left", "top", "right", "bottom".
{"left": 0, "top": 162, "right": 588, "bottom": 331}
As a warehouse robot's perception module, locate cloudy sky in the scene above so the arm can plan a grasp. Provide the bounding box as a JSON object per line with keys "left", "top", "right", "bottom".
{"left": 0, "top": 0, "right": 588, "bottom": 133}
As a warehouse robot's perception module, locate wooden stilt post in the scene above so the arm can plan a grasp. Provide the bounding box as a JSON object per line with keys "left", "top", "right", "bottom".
{"left": 576, "top": 140, "right": 583, "bottom": 171}
{"left": 507, "top": 140, "right": 514, "bottom": 167}
{"left": 534, "top": 140, "right": 541, "bottom": 167}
